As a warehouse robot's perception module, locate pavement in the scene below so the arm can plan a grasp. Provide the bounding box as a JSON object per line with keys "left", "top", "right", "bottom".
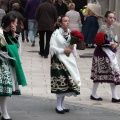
{"left": 6, "top": 36, "right": 120, "bottom": 120}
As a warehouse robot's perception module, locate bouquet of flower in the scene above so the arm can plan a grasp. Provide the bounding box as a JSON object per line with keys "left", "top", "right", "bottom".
{"left": 65, "top": 30, "right": 84, "bottom": 56}
{"left": 70, "top": 30, "right": 84, "bottom": 45}
{"left": 94, "top": 32, "right": 105, "bottom": 46}
{"left": 94, "top": 32, "right": 114, "bottom": 46}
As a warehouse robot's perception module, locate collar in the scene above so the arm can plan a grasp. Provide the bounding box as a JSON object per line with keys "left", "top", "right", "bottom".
{"left": 59, "top": 27, "right": 70, "bottom": 35}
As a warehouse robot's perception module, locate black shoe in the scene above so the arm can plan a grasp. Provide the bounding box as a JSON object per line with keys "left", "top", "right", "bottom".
{"left": 38, "top": 52, "right": 43, "bottom": 57}
{"left": 31, "top": 42, "right": 35, "bottom": 47}
{"left": 63, "top": 108, "right": 69, "bottom": 112}
{"left": 90, "top": 95, "right": 103, "bottom": 101}
{"left": 55, "top": 108, "right": 65, "bottom": 114}
{"left": 26, "top": 37, "right": 29, "bottom": 42}
{"left": 1, "top": 117, "right": 12, "bottom": 120}
{"left": 90, "top": 45, "right": 95, "bottom": 48}
{"left": 22, "top": 39, "right": 24, "bottom": 42}
{"left": 112, "top": 98, "right": 120, "bottom": 103}
{"left": 44, "top": 56, "right": 48, "bottom": 58}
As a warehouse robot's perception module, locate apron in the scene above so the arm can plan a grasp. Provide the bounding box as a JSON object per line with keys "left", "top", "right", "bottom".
{"left": 6, "top": 36, "right": 27, "bottom": 86}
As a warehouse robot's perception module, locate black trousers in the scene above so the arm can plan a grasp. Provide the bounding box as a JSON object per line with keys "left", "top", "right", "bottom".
{"left": 39, "top": 30, "right": 53, "bottom": 56}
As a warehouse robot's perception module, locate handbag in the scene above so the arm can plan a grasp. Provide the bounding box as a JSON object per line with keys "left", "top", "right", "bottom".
{"left": 20, "top": 21, "right": 24, "bottom": 29}
{"left": 76, "top": 41, "right": 86, "bottom": 50}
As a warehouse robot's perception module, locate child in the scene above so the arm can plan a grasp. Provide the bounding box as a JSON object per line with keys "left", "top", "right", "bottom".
{"left": 90, "top": 11, "right": 120, "bottom": 103}
{"left": 50, "top": 15, "right": 81, "bottom": 114}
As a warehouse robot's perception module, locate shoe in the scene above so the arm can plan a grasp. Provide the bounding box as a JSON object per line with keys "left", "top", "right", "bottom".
{"left": 1, "top": 117, "right": 12, "bottom": 120}
{"left": 90, "top": 95, "right": 103, "bottom": 101}
{"left": 22, "top": 39, "right": 24, "bottom": 42}
{"left": 31, "top": 42, "right": 35, "bottom": 47}
{"left": 26, "top": 37, "right": 29, "bottom": 42}
{"left": 90, "top": 45, "right": 95, "bottom": 48}
{"left": 55, "top": 108, "right": 65, "bottom": 114}
{"left": 112, "top": 98, "right": 120, "bottom": 103}
{"left": 44, "top": 56, "right": 48, "bottom": 58}
{"left": 63, "top": 108, "right": 69, "bottom": 112}
{"left": 12, "top": 90, "right": 21, "bottom": 95}
{"left": 38, "top": 52, "right": 43, "bottom": 57}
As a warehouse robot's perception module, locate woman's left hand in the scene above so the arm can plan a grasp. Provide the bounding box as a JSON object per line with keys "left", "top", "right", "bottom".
{"left": 111, "top": 42, "right": 119, "bottom": 49}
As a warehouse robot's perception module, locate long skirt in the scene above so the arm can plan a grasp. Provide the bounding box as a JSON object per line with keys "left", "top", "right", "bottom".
{"left": 91, "top": 46, "right": 120, "bottom": 85}
{"left": 0, "top": 56, "right": 20, "bottom": 96}
{"left": 51, "top": 55, "right": 80, "bottom": 96}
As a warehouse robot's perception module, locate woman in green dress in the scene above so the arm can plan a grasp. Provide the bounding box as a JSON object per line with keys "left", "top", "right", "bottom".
{"left": 50, "top": 15, "right": 81, "bottom": 114}
{"left": 0, "top": 13, "right": 27, "bottom": 120}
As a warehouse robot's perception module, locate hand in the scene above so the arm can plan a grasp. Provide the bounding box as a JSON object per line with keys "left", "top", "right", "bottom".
{"left": 11, "top": 23, "right": 16, "bottom": 32}
{"left": 111, "top": 42, "right": 118, "bottom": 49}
{"left": 69, "top": 45, "right": 74, "bottom": 51}
{"left": 64, "top": 48, "right": 72, "bottom": 54}
{"left": 11, "top": 23, "right": 17, "bottom": 37}
{"left": 110, "top": 42, "right": 114, "bottom": 45}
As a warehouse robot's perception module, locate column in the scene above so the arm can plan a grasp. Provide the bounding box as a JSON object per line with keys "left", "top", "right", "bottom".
{"left": 115, "top": 0, "right": 120, "bottom": 22}
{"left": 97, "top": 0, "right": 109, "bottom": 15}
{"left": 109, "top": 0, "right": 116, "bottom": 11}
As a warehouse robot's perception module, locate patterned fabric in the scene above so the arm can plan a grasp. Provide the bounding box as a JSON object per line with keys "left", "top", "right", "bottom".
{"left": 0, "top": 58, "right": 12, "bottom": 96}
{"left": 51, "top": 55, "right": 80, "bottom": 95}
{"left": 91, "top": 46, "right": 120, "bottom": 85}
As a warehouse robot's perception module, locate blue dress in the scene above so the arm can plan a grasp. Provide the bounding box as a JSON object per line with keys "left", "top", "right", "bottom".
{"left": 82, "top": 16, "right": 99, "bottom": 45}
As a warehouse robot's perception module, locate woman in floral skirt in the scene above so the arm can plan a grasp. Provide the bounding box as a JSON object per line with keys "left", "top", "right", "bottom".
{"left": 50, "top": 15, "right": 81, "bottom": 114}
{"left": 0, "top": 13, "right": 27, "bottom": 120}
{"left": 90, "top": 11, "right": 120, "bottom": 103}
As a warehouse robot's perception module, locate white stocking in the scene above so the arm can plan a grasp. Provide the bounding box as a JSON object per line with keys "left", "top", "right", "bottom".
{"left": 91, "top": 83, "right": 100, "bottom": 98}
{"left": 61, "top": 96, "right": 65, "bottom": 109}
{"left": 0, "top": 97, "right": 10, "bottom": 119}
{"left": 110, "top": 84, "right": 119, "bottom": 99}
{"left": 56, "top": 96, "right": 63, "bottom": 111}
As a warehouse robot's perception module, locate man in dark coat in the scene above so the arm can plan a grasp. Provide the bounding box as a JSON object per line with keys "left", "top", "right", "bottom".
{"left": 54, "top": 0, "right": 68, "bottom": 16}
{"left": 36, "top": 0, "right": 57, "bottom": 58}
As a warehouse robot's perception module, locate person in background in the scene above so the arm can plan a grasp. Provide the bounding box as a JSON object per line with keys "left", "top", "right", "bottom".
{"left": 63, "top": 0, "right": 72, "bottom": 9}
{"left": 50, "top": 15, "right": 81, "bottom": 114}
{"left": 24, "top": 0, "right": 41, "bottom": 46}
{"left": 90, "top": 11, "right": 120, "bottom": 103}
{"left": 65, "top": 3, "right": 81, "bottom": 31}
{"left": 71, "top": 0, "right": 84, "bottom": 25}
{"left": 0, "top": 8, "right": 6, "bottom": 25}
{"left": 9, "top": 0, "right": 21, "bottom": 11}
{"left": 0, "top": 13, "right": 27, "bottom": 120}
{"left": 36, "top": 0, "right": 57, "bottom": 58}
{"left": 82, "top": 0, "right": 102, "bottom": 48}
{"left": 0, "top": 0, "right": 9, "bottom": 13}
{"left": 54, "top": 0, "right": 68, "bottom": 16}
{"left": 8, "top": 3, "right": 25, "bottom": 40}
{"left": 20, "top": 0, "right": 29, "bottom": 42}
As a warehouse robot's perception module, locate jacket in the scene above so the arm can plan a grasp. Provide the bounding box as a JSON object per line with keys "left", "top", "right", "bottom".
{"left": 36, "top": 1, "right": 57, "bottom": 31}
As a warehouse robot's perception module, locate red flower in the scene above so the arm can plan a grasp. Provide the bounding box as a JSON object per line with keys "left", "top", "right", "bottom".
{"left": 70, "top": 30, "right": 84, "bottom": 45}
{"left": 94, "top": 32, "right": 105, "bottom": 46}
{"left": 71, "top": 30, "right": 84, "bottom": 41}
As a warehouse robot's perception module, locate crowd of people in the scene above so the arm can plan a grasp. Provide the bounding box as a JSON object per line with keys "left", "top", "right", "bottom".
{"left": 0, "top": 0, "right": 120, "bottom": 119}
